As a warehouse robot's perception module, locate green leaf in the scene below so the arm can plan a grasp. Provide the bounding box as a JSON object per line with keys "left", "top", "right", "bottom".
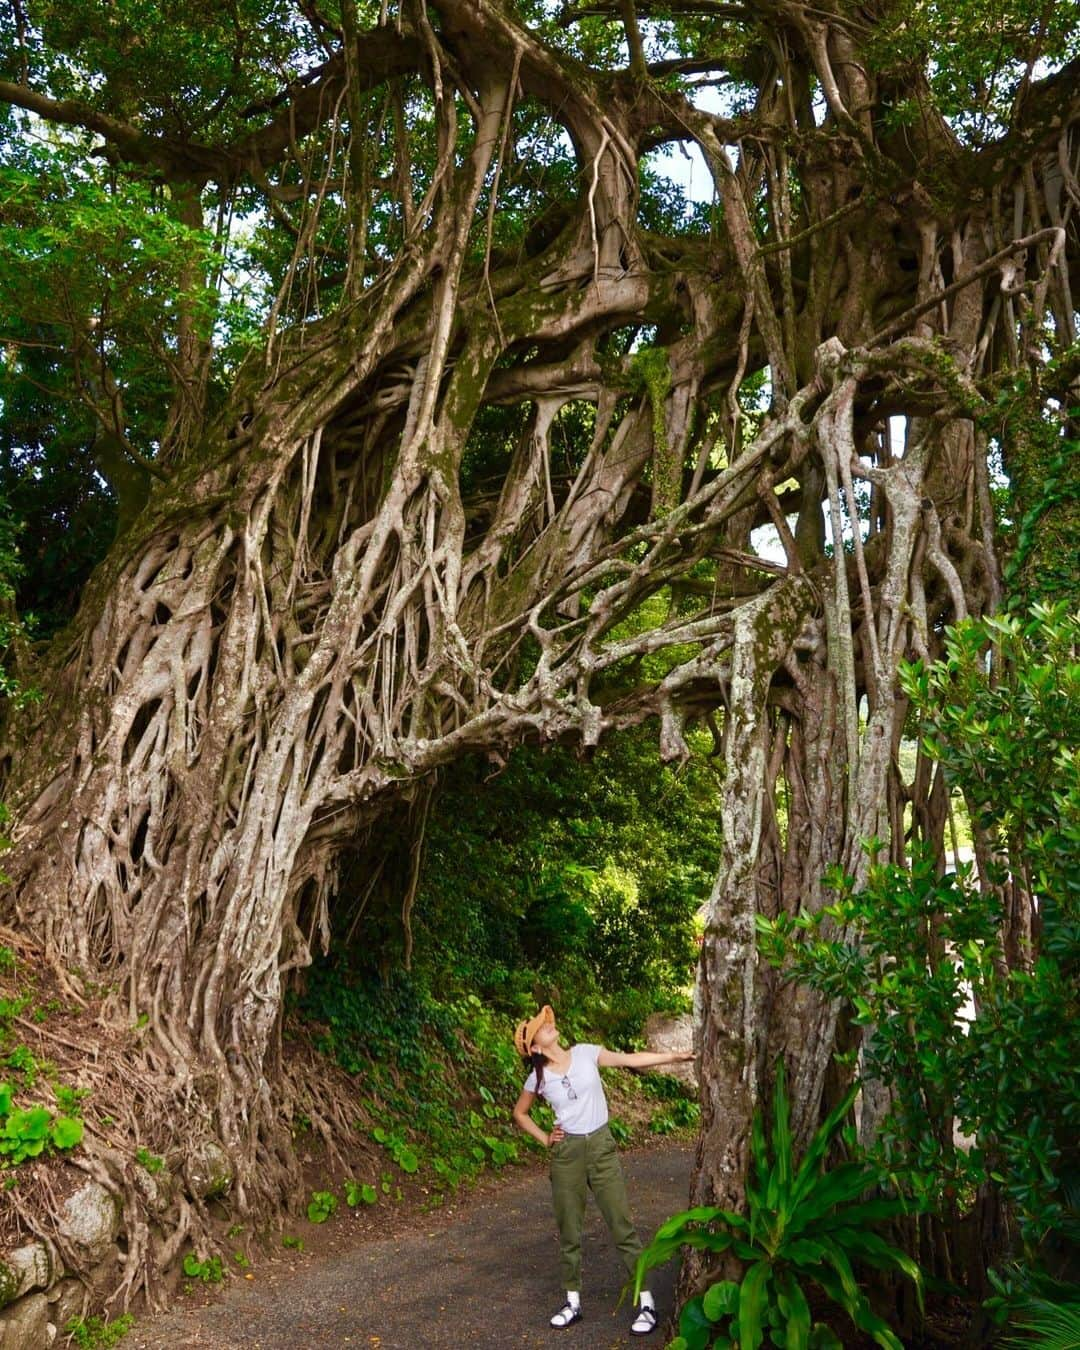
{"left": 790, "top": 1087, "right": 858, "bottom": 1208}
{"left": 345, "top": 1180, "right": 377, "bottom": 1207}
{"left": 306, "top": 1190, "right": 338, "bottom": 1223}
{"left": 7, "top": 1106, "right": 50, "bottom": 1140}
{"left": 49, "top": 1116, "right": 84, "bottom": 1150}
{"left": 784, "top": 1164, "right": 878, "bottom": 1236}
{"left": 809, "top": 1265, "right": 859, "bottom": 1323}
{"left": 654, "top": 1206, "right": 746, "bottom": 1241}
{"left": 817, "top": 1238, "right": 860, "bottom": 1304}
{"left": 635, "top": 1230, "right": 733, "bottom": 1298}
{"left": 703, "top": 1280, "right": 740, "bottom": 1321}
{"left": 811, "top": 1267, "right": 903, "bottom": 1350}
{"left": 813, "top": 1199, "right": 915, "bottom": 1233}
{"left": 772, "top": 1061, "right": 793, "bottom": 1195}
{"left": 738, "top": 1260, "right": 771, "bottom": 1350}
{"left": 783, "top": 1238, "right": 827, "bottom": 1267}
{"left": 776, "top": 1270, "right": 812, "bottom": 1350}
{"left": 825, "top": 1228, "right": 923, "bottom": 1304}
{"left": 395, "top": 1145, "right": 419, "bottom": 1173}
{"left": 678, "top": 1295, "right": 715, "bottom": 1350}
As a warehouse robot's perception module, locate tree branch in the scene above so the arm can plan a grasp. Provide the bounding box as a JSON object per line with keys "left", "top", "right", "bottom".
{"left": 620, "top": 1, "right": 648, "bottom": 82}
{"left": 868, "top": 227, "right": 1065, "bottom": 347}
{"left": 0, "top": 27, "right": 423, "bottom": 186}
{"left": 559, "top": 0, "right": 750, "bottom": 24}
{"left": 0, "top": 79, "right": 192, "bottom": 173}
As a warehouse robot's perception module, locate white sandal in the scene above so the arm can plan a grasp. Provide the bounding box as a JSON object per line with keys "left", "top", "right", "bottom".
{"left": 550, "top": 1302, "right": 582, "bottom": 1328}
{"left": 631, "top": 1305, "right": 657, "bottom": 1335}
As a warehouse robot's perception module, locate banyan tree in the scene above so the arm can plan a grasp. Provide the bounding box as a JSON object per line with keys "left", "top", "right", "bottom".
{"left": 1, "top": 0, "right": 1076, "bottom": 1306}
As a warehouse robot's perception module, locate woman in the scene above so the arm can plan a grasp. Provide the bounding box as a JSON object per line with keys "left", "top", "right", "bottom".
{"left": 511, "top": 1004, "right": 695, "bottom": 1336}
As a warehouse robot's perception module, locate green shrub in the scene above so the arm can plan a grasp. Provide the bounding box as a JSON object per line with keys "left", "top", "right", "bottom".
{"left": 608, "top": 1116, "right": 631, "bottom": 1145}
{"left": 1000, "top": 1296, "right": 1080, "bottom": 1349}
{"left": 649, "top": 1097, "right": 701, "bottom": 1135}
{"left": 987, "top": 1265, "right": 1080, "bottom": 1346}
{"left": 181, "top": 1253, "right": 223, "bottom": 1283}
{"left": 759, "top": 605, "right": 1080, "bottom": 1253}
{"left": 372, "top": 1127, "right": 420, "bottom": 1174}
{"left": 64, "top": 1314, "right": 134, "bottom": 1349}
{"left": 345, "top": 1179, "right": 376, "bottom": 1206}
{"left": 306, "top": 1189, "right": 338, "bottom": 1224}
{"left": 0, "top": 1081, "right": 84, "bottom": 1167}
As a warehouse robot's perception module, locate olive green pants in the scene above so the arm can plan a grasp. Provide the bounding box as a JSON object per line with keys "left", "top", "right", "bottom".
{"left": 549, "top": 1123, "right": 642, "bottom": 1290}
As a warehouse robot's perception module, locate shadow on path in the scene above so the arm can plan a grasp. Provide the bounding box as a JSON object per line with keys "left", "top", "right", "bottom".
{"left": 129, "top": 1146, "right": 693, "bottom": 1349}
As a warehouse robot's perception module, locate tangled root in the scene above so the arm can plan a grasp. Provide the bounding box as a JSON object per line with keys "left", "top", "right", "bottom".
{"left": 0, "top": 925, "right": 376, "bottom": 1314}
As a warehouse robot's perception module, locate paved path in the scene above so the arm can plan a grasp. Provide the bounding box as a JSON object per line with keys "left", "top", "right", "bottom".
{"left": 129, "top": 1146, "right": 693, "bottom": 1349}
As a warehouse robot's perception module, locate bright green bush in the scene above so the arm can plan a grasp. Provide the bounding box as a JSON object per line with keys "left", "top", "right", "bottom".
{"left": 306, "top": 1189, "right": 338, "bottom": 1223}
{"left": 181, "top": 1253, "right": 223, "bottom": 1284}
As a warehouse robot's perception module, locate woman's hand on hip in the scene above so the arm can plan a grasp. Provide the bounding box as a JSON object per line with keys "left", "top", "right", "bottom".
{"left": 547, "top": 1125, "right": 566, "bottom": 1147}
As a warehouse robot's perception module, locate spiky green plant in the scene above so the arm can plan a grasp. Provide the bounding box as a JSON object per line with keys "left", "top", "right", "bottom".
{"left": 635, "top": 1062, "right": 922, "bottom": 1349}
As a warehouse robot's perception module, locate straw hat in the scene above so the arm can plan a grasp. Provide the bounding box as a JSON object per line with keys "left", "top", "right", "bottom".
{"left": 513, "top": 1004, "right": 554, "bottom": 1058}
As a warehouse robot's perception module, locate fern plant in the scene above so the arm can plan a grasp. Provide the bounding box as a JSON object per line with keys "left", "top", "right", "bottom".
{"left": 990, "top": 1269, "right": 1080, "bottom": 1350}
{"left": 634, "top": 1063, "right": 922, "bottom": 1349}
{"left": 1002, "top": 1298, "right": 1080, "bottom": 1349}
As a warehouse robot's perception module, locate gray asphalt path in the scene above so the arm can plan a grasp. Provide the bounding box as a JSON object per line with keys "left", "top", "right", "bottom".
{"left": 129, "top": 1146, "right": 693, "bottom": 1349}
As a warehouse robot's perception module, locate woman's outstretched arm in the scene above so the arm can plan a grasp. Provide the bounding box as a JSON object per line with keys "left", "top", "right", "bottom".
{"left": 596, "top": 1048, "right": 694, "bottom": 1070}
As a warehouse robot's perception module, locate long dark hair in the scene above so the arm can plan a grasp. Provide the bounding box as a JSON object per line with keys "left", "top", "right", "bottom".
{"left": 528, "top": 1050, "right": 548, "bottom": 1092}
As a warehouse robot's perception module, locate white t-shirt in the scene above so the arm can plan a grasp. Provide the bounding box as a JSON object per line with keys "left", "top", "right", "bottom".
{"left": 523, "top": 1043, "right": 609, "bottom": 1135}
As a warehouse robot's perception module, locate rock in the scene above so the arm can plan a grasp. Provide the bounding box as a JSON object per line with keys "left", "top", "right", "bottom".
{"left": 0, "top": 1291, "right": 49, "bottom": 1350}
{"left": 47, "top": 1279, "right": 85, "bottom": 1329}
{"left": 0, "top": 1244, "right": 52, "bottom": 1305}
{"left": 184, "top": 1140, "right": 232, "bottom": 1200}
{"left": 0, "top": 1264, "right": 16, "bottom": 1314}
{"left": 58, "top": 1182, "right": 120, "bottom": 1265}
{"left": 133, "top": 1164, "right": 171, "bottom": 1214}
{"left": 644, "top": 1012, "right": 697, "bottom": 1088}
